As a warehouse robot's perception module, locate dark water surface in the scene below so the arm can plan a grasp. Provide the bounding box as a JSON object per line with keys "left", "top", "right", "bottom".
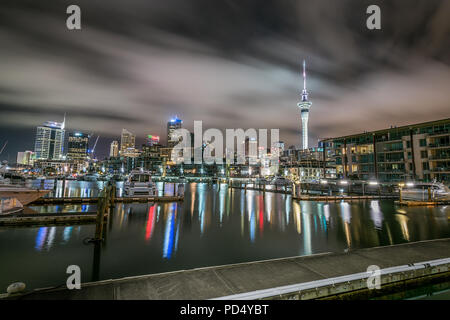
{"left": 1, "top": 182, "right": 449, "bottom": 291}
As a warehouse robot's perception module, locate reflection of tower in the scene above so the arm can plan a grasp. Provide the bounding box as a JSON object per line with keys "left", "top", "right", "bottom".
{"left": 297, "top": 60, "right": 312, "bottom": 150}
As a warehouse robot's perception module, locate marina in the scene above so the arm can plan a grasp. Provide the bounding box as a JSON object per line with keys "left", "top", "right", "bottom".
{"left": 0, "top": 181, "right": 449, "bottom": 296}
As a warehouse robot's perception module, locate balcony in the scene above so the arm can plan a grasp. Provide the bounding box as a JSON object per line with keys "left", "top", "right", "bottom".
{"left": 429, "top": 155, "right": 450, "bottom": 161}
{"left": 430, "top": 167, "right": 450, "bottom": 173}
{"left": 428, "top": 143, "right": 450, "bottom": 149}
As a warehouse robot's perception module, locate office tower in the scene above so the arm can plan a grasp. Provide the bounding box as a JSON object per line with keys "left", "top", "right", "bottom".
{"left": 120, "top": 129, "right": 135, "bottom": 154}
{"left": 67, "top": 132, "right": 89, "bottom": 160}
{"left": 110, "top": 140, "right": 119, "bottom": 157}
{"left": 297, "top": 60, "right": 312, "bottom": 150}
{"left": 34, "top": 117, "right": 65, "bottom": 160}
{"left": 167, "top": 117, "right": 183, "bottom": 148}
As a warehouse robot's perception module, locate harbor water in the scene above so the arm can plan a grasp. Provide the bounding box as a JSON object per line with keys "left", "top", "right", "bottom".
{"left": 0, "top": 181, "right": 449, "bottom": 291}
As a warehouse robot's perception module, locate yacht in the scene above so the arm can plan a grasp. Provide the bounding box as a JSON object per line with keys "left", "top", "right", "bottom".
{"left": 124, "top": 170, "right": 156, "bottom": 196}
{"left": 400, "top": 182, "right": 450, "bottom": 201}
{"left": 83, "top": 173, "right": 99, "bottom": 181}
{"left": 0, "top": 185, "right": 51, "bottom": 206}
{"left": 0, "top": 197, "right": 24, "bottom": 215}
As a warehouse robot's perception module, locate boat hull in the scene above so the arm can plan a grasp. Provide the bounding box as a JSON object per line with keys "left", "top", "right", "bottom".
{"left": 0, "top": 189, "right": 51, "bottom": 205}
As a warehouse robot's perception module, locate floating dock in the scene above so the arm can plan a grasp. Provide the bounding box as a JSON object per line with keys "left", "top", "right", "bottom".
{"left": 3, "top": 238, "right": 449, "bottom": 300}
{"left": 294, "top": 195, "right": 397, "bottom": 201}
{"left": 30, "top": 196, "right": 183, "bottom": 205}
{"left": 0, "top": 212, "right": 105, "bottom": 227}
{"left": 395, "top": 200, "right": 450, "bottom": 206}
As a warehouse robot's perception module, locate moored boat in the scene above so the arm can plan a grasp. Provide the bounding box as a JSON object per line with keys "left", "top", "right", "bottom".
{"left": 0, "top": 185, "right": 51, "bottom": 206}
{"left": 124, "top": 170, "right": 156, "bottom": 196}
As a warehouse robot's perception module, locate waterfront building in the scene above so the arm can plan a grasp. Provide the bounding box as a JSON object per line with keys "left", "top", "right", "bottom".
{"left": 34, "top": 159, "right": 80, "bottom": 175}
{"left": 67, "top": 132, "right": 89, "bottom": 160}
{"left": 320, "top": 118, "right": 450, "bottom": 183}
{"left": 297, "top": 60, "right": 312, "bottom": 150}
{"left": 167, "top": 117, "right": 183, "bottom": 148}
{"left": 34, "top": 118, "right": 65, "bottom": 160}
{"left": 16, "top": 151, "right": 34, "bottom": 166}
{"left": 281, "top": 146, "right": 335, "bottom": 182}
{"left": 110, "top": 140, "right": 119, "bottom": 157}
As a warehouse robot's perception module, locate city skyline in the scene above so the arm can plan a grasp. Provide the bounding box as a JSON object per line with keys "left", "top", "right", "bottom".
{"left": 1, "top": 1, "right": 450, "bottom": 160}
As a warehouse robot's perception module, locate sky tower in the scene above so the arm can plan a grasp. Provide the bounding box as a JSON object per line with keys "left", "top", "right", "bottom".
{"left": 297, "top": 60, "right": 312, "bottom": 150}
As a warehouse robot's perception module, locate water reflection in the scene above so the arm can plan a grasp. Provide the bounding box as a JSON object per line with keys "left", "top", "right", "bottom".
{"left": 1, "top": 182, "right": 450, "bottom": 291}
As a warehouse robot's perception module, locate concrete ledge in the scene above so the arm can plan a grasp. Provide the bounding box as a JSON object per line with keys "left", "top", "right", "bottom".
{"left": 3, "top": 238, "right": 450, "bottom": 300}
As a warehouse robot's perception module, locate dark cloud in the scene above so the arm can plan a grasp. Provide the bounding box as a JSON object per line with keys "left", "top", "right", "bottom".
{"left": 0, "top": 0, "right": 449, "bottom": 159}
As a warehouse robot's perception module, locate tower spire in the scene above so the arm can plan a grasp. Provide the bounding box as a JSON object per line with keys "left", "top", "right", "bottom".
{"left": 301, "top": 59, "right": 309, "bottom": 102}
{"left": 62, "top": 112, "right": 66, "bottom": 130}
{"left": 303, "top": 59, "right": 306, "bottom": 91}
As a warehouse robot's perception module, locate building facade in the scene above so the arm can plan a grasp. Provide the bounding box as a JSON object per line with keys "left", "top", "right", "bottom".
{"left": 320, "top": 118, "right": 450, "bottom": 183}
{"left": 34, "top": 120, "right": 65, "bottom": 160}
{"left": 16, "top": 151, "right": 34, "bottom": 166}
{"left": 67, "top": 132, "right": 89, "bottom": 160}
{"left": 120, "top": 129, "right": 135, "bottom": 153}
{"left": 167, "top": 118, "right": 183, "bottom": 148}
{"left": 110, "top": 140, "right": 119, "bottom": 157}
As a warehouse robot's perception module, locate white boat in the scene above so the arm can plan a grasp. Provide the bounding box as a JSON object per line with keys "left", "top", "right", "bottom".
{"left": 400, "top": 182, "right": 450, "bottom": 201}
{"left": 124, "top": 170, "right": 156, "bottom": 196}
{"left": 83, "top": 173, "right": 99, "bottom": 181}
{"left": 0, "top": 185, "right": 50, "bottom": 206}
{"left": 0, "top": 197, "right": 24, "bottom": 215}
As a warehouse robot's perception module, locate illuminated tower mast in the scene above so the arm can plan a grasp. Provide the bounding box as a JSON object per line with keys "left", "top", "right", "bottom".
{"left": 297, "top": 60, "right": 312, "bottom": 150}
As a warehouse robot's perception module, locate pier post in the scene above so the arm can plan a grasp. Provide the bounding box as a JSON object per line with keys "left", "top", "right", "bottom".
{"left": 110, "top": 184, "right": 116, "bottom": 207}
{"left": 62, "top": 176, "right": 66, "bottom": 198}
{"left": 399, "top": 187, "right": 403, "bottom": 202}
{"left": 94, "top": 187, "right": 109, "bottom": 241}
{"left": 428, "top": 187, "right": 432, "bottom": 201}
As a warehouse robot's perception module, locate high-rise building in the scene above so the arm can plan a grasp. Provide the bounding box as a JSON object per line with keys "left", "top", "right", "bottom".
{"left": 110, "top": 140, "right": 119, "bottom": 157}
{"left": 297, "top": 60, "right": 312, "bottom": 150}
{"left": 120, "top": 129, "right": 135, "bottom": 154}
{"left": 167, "top": 117, "right": 183, "bottom": 148}
{"left": 34, "top": 117, "right": 65, "bottom": 160}
{"left": 67, "top": 132, "right": 89, "bottom": 160}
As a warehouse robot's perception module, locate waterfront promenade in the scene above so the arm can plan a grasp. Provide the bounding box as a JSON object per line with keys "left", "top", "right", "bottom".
{"left": 3, "top": 238, "right": 450, "bottom": 300}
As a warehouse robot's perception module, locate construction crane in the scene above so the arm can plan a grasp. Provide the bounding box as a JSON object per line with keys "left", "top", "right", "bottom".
{"left": 91, "top": 136, "right": 100, "bottom": 159}
{"left": 0, "top": 140, "right": 8, "bottom": 155}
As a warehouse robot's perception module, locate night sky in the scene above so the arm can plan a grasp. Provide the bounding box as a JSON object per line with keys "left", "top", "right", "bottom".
{"left": 0, "top": 0, "right": 449, "bottom": 161}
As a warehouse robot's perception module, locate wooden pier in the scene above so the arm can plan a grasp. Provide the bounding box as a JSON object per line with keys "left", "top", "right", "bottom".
{"left": 395, "top": 200, "right": 450, "bottom": 206}
{"left": 30, "top": 195, "right": 184, "bottom": 205}
{"left": 294, "top": 195, "right": 397, "bottom": 201}
{"left": 0, "top": 212, "right": 105, "bottom": 227}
